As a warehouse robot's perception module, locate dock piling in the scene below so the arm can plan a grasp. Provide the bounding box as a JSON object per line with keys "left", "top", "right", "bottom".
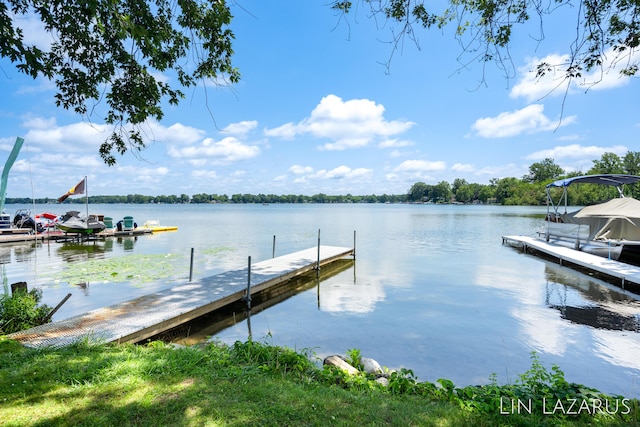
{"left": 189, "top": 248, "right": 194, "bottom": 282}
{"left": 316, "top": 229, "right": 321, "bottom": 277}
{"left": 245, "top": 256, "right": 252, "bottom": 309}
{"left": 353, "top": 230, "right": 356, "bottom": 259}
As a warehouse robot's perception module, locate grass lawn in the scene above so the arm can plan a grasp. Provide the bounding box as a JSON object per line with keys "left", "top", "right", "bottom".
{"left": 0, "top": 338, "right": 638, "bottom": 426}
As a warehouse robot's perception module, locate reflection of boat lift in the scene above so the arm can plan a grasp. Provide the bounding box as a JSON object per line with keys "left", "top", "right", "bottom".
{"left": 543, "top": 262, "right": 640, "bottom": 332}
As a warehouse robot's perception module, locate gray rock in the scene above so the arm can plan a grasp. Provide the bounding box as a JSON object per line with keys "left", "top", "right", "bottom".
{"left": 375, "top": 377, "right": 389, "bottom": 387}
{"left": 361, "top": 357, "right": 382, "bottom": 374}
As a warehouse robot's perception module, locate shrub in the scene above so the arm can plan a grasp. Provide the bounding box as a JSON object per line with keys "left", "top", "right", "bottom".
{"left": 0, "top": 288, "right": 52, "bottom": 334}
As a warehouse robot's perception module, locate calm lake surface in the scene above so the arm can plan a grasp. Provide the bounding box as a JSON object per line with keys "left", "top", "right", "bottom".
{"left": 2, "top": 203, "right": 640, "bottom": 398}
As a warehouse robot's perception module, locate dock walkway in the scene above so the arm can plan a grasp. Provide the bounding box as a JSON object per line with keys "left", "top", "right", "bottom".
{"left": 503, "top": 235, "right": 640, "bottom": 287}
{"left": 8, "top": 245, "right": 354, "bottom": 348}
{"left": 0, "top": 228, "right": 152, "bottom": 244}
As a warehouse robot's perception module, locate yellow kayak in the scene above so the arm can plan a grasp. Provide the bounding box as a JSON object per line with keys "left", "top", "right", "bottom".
{"left": 142, "top": 220, "right": 178, "bottom": 232}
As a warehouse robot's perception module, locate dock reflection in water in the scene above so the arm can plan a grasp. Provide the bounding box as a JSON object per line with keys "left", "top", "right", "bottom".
{"left": 544, "top": 263, "right": 640, "bottom": 332}
{"left": 169, "top": 258, "right": 355, "bottom": 345}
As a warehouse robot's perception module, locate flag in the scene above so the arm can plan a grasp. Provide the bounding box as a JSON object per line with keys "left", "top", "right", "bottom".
{"left": 58, "top": 178, "right": 85, "bottom": 203}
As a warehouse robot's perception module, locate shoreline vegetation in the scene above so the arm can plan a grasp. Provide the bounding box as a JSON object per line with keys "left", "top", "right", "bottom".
{"left": 0, "top": 337, "right": 638, "bottom": 426}
{"left": 6, "top": 153, "right": 640, "bottom": 206}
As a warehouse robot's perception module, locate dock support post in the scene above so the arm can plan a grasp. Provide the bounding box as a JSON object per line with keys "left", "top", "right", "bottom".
{"left": 272, "top": 235, "right": 276, "bottom": 258}
{"left": 189, "top": 248, "right": 194, "bottom": 282}
{"left": 316, "top": 229, "right": 321, "bottom": 277}
{"left": 245, "top": 256, "right": 252, "bottom": 309}
{"left": 353, "top": 230, "right": 356, "bottom": 260}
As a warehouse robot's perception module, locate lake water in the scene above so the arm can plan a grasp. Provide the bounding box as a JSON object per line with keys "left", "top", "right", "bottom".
{"left": 2, "top": 203, "right": 640, "bottom": 398}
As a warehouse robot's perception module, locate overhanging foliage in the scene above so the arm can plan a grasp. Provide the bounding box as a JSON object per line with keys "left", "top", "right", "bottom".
{"left": 1, "top": 0, "right": 239, "bottom": 164}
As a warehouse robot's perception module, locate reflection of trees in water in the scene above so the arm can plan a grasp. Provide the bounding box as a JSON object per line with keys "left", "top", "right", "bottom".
{"left": 544, "top": 263, "right": 640, "bottom": 332}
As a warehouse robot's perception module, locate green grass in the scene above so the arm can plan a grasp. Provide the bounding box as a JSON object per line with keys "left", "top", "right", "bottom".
{"left": 0, "top": 337, "right": 637, "bottom": 426}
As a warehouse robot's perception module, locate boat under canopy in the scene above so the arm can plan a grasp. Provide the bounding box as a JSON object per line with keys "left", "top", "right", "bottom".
{"left": 543, "top": 174, "right": 640, "bottom": 265}
{"left": 562, "top": 197, "right": 640, "bottom": 242}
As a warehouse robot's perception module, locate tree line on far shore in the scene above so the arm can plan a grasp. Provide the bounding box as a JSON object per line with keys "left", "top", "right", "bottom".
{"left": 6, "top": 151, "right": 640, "bottom": 206}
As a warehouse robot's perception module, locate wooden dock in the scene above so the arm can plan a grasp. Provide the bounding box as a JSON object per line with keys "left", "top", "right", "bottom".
{"left": 503, "top": 235, "right": 640, "bottom": 288}
{"left": 0, "top": 227, "right": 153, "bottom": 244}
{"left": 7, "top": 245, "right": 354, "bottom": 348}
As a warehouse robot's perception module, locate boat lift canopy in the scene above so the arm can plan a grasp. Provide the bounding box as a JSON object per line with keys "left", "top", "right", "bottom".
{"left": 546, "top": 174, "right": 640, "bottom": 217}
{"left": 547, "top": 174, "right": 640, "bottom": 190}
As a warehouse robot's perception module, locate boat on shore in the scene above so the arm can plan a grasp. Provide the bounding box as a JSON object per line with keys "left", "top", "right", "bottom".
{"left": 56, "top": 211, "right": 106, "bottom": 234}
{"left": 541, "top": 174, "right": 640, "bottom": 265}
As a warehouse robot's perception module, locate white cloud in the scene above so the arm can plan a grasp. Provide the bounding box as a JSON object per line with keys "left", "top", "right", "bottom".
{"left": 168, "top": 136, "right": 260, "bottom": 164}
{"left": 192, "top": 170, "right": 219, "bottom": 180}
{"left": 264, "top": 94, "right": 415, "bottom": 150}
{"left": 378, "top": 138, "right": 414, "bottom": 148}
{"left": 474, "top": 163, "right": 524, "bottom": 179}
{"left": 471, "top": 104, "right": 576, "bottom": 138}
{"left": 221, "top": 121, "right": 258, "bottom": 137}
{"left": 452, "top": 163, "right": 475, "bottom": 173}
{"left": 510, "top": 54, "right": 573, "bottom": 102}
{"left": 511, "top": 49, "right": 639, "bottom": 102}
{"left": 289, "top": 165, "right": 314, "bottom": 174}
{"left": 15, "top": 77, "right": 56, "bottom": 95}
{"left": 18, "top": 117, "right": 207, "bottom": 159}
{"left": 581, "top": 47, "right": 640, "bottom": 90}
{"left": 311, "top": 166, "right": 373, "bottom": 180}
{"left": 12, "top": 12, "right": 54, "bottom": 49}
{"left": 146, "top": 122, "right": 205, "bottom": 145}
{"left": 265, "top": 122, "right": 297, "bottom": 139}
{"left": 525, "top": 144, "right": 628, "bottom": 161}
{"left": 22, "top": 117, "right": 110, "bottom": 153}
{"left": 116, "top": 165, "right": 170, "bottom": 178}
{"left": 394, "top": 160, "right": 446, "bottom": 172}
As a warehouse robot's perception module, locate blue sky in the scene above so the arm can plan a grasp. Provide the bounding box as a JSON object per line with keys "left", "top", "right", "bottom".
{"left": 1, "top": 1, "right": 637, "bottom": 199}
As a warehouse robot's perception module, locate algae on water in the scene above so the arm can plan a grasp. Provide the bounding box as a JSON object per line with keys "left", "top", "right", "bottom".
{"left": 55, "top": 253, "right": 183, "bottom": 286}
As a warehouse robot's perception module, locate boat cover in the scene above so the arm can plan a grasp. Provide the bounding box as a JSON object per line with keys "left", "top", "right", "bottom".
{"left": 562, "top": 197, "right": 640, "bottom": 241}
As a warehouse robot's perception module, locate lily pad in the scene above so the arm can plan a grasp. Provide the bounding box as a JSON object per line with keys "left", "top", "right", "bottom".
{"left": 56, "top": 253, "right": 182, "bottom": 286}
